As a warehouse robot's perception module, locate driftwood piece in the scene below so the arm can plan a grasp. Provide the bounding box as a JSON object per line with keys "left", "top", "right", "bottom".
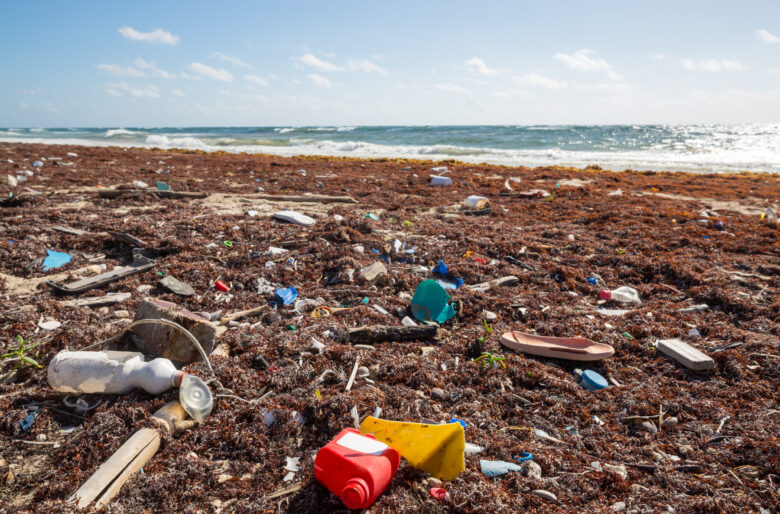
{"left": 219, "top": 305, "right": 268, "bottom": 324}
{"left": 70, "top": 401, "right": 188, "bottom": 509}
{"left": 656, "top": 339, "right": 715, "bottom": 370}
{"left": 46, "top": 255, "right": 155, "bottom": 294}
{"left": 98, "top": 190, "right": 207, "bottom": 199}
{"left": 466, "top": 275, "right": 520, "bottom": 293}
{"left": 57, "top": 292, "right": 132, "bottom": 308}
{"left": 345, "top": 324, "right": 438, "bottom": 344}
{"left": 254, "top": 193, "right": 357, "bottom": 204}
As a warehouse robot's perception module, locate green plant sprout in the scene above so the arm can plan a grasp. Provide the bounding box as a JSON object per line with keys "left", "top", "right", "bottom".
{"left": 1, "top": 335, "right": 42, "bottom": 369}
{"left": 483, "top": 319, "right": 493, "bottom": 334}
{"left": 474, "top": 351, "right": 506, "bottom": 369}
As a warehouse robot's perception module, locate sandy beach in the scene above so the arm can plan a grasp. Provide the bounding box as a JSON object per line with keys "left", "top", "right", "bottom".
{"left": 1, "top": 142, "right": 779, "bottom": 512}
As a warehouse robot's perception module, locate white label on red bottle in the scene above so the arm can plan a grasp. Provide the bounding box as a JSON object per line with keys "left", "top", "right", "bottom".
{"left": 336, "top": 432, "right": 390, "bottom": 456}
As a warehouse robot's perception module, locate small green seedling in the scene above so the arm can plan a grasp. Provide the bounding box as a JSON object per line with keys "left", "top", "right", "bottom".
{"left": 483, "top": 319, "right": 493, "bottom": 335}
{"left": 2, "top": 335, "right": 42, "bottom": 369}
{"left": 474, "top": 351, "right": 506, "bottom": 369}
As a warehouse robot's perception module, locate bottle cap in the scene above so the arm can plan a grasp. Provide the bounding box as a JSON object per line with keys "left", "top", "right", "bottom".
{"left": 599, "top": 290, "right": 611, "bottom": 301}
{"left": 581, "top": 370, "right": 609, "bottom": 391}
{"left": 341, "top": 478, "right": 368, "bottom": 509}
{"left": 179, "top": 374, "right": 213, "bottom": 423}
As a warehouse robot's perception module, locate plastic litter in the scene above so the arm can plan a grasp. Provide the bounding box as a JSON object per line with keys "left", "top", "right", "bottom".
{"left": 48, "top": 351, "right": 184, "bottom": 395}
{"left": 38, "top": 320, "right": 62, "bottom": 331}
{"left": 429, "top": 175, "right": 452, "bottom": 187}
{"left": 215, "top": 280, "right": 229, "bottom": 292}
{"left": 20, "top": 409, "right": 39, "bottom": 431}
{"left": 156, "top": 181, "right": 171, "bottom": 191}
{"left": 32, "top": 160, "right": 43, "bottom": 167}
{"left": 515, "top": 452, "right": 533, "bottom": 462}
{"left": 480, "top": 459, "right": 523, "bottom": 477}
{"left": 179, "top": 374, "right": 213, "bottom": 423}
{"left": 430, "top": 487, "right": 448, "bottom": 500}
{"left": 465, "top": 195, "right": 489, "bottom": 209}
{"left": 42, "top": 250, "right": 72, "bottom": 271}
{"left": 272, "top": 210, "right": 315, "bottom": 227}
{"left": 600, "top": 286, "right": 641, "bottom": 305}
{"left": 314, "top": 428, "right": 400, "bottom": 510}
{"left": 410, "top": 279, "right": 456, "bottom": 324}
{"left": 359, "top": 416, "right": 465, "bottom": 480}
{"left": 578, "top": 369, "right": 609, "bottom": 391}
{"left": 364, "top": 213, "right": 379, "bottom": 221}
{"left": 274, "top": 286, "right": 298, "bottom": 305}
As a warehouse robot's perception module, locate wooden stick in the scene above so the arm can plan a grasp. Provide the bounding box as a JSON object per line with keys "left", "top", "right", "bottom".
{"left": 57, "top": 292, "right": 132, "bottom": 308}
{"left": 219, "top": 305, "right": 268, "bottom": 324}
{"left": 345, "top": 358, "right": 360, "bottom": 392}
{"left": 466, "top": 275, "right": 520, "bottom": 293}
{"left": 69, "top": 401, "right": 188, "bottom": 509}
{"left": 98, "top": 190, "right": 207, "bottom": 199}
{"left": 344, "top": 324, "right": 438, "bottom": 344}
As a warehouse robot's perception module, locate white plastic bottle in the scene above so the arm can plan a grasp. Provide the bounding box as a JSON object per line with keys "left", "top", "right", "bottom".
{"left": 600, "top": 286, "right": 641, "bottom": 305}
{"left": 48, "top": 351, "right": 183, "bottom": 394}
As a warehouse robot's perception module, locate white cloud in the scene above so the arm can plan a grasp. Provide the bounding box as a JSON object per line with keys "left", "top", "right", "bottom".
{"left": 308, "top": 74, "right": 331, "bottom": 87}
{"left": 245, "top": 74, "right": 269, "bottom": 86}
{"left": 211, "top": 51, "right": 253, "bottom": 69}
{"left": 171, "top": 89, "right": 184, "bottom": 96}
{"left": 770, "top": 68, "right": 780, "bottom": 76}
{"left": 103, "top": 81, "right": 160, "bottom": 98}
{"left": 347, "top": 58, "right": 387, "bottom": 75}
{"left": 297, "top": 53, "right": 342, "bottom": 72}
{"left": 19, "top": 102, "right": 29, "bottom": 109}
{"left": 118, "top": 26, "right": 179, "bottom": 45}
{"left": 514, "top": 72, "right": 566, "bottom": 89}
{"left": 188, "top": 62, "right": 234, "bottom": 82}
{"left": 465, "top": 57, "right": 502, "bottom": 77}
{"left": 756, "top": 29, "right": 780, "bottom": 43}
{"left": 434, "top": 83, "right": 472, "bottom": 94}
{"left": 651, "top": 53, "right": 665, "bottom": 61}
{"left": 95, "top": 63, "right": 145, "bottom": 77}
{"left": 218, "top": 89, "right": 231, "bottom": 96}
{"left": 133, "top": 58, "right": 176, "bottom": 79}
{"left": 180, "top": 72, "right": 201, "bottom": 81}
{"left": 41, "top": 102, "right": 59, "bottom": 112}
{"left": 492, "top": 89, "right": 532, "bottom": 99}
{"left": 680, "top": 58, "right": 746, "bottom": 72}
{"left": 554, "top": 49, "right": 621, "bottom": 79}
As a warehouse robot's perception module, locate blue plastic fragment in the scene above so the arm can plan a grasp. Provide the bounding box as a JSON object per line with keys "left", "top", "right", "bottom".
{"left": 586, "top": 277, "right": 598, "bottom": 285}
{"left": 371, "top": 248, "right": 381, "bottom": 254}
{"left": 433, "top": 260, "right": 448, "bottom": 276}
{"left": 42, "top": 250, "right": 72, "bottom": 271}
{"left": 274, "top": 286, "right": 298, "bottom": 305}
{"left": 449, "top": 418, "right": 466, "bottom": 429}
{"left": 20, "top": 410, "right": 39, "bottom": 431}
{"left": 156, "top": 181, "right": 171, "bottom": 191}
{"left": 580, "top": 370, "right": 609, "bottom": 391}
{"left": 480, "top": 459, "right": 523, "bottom": 477}
{"left": 514, "top": 452, "right": 533, "bottom": 462}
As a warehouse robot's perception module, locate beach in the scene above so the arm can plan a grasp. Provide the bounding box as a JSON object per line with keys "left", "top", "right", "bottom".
{"left": 1, "top": 142, "right": 778, "bottom": 512}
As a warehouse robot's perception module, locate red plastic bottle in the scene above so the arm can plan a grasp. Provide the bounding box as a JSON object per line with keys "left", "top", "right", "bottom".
{"left": 314, "top": 428, "right": 400, "bottom": 510}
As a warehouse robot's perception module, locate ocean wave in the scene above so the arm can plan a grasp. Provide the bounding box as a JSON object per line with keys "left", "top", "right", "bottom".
{"left": 145, "top": 135, "right": 205, "bottom": 148}
{"left": 105, "top": 128, "right": 137, "bottom": 137}
{"left": 2, "top": 125, "right": 780, "bottom": 174}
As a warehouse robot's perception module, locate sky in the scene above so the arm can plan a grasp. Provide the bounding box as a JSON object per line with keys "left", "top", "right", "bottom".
{"left": 2, "top": 0, "right": 780, "bottom": 127}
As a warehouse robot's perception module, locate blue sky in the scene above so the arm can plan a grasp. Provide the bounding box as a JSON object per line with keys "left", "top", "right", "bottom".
{"left": 2, "top": 0, "right": 780, "bottom": 126}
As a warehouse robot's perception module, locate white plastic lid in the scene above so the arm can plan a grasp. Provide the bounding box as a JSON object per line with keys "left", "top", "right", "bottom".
{"left": 179, "top": 374, "right": 213, "bottom": 423}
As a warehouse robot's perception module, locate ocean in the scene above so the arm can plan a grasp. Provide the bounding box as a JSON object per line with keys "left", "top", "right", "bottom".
{"left": 2, "top": 124, "right": 780, "bottom": 174}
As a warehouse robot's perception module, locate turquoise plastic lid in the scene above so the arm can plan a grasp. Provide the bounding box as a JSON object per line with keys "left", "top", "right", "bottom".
{"left": 581, "top": 370, "right": 608, "bottom": 391}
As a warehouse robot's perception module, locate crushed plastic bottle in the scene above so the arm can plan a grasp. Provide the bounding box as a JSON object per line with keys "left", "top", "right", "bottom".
{"left": 48, "top": 351, "right": 183, "bottom": 395}
{"left": 600, "top": 286, "right": 641, "bottom": 305}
